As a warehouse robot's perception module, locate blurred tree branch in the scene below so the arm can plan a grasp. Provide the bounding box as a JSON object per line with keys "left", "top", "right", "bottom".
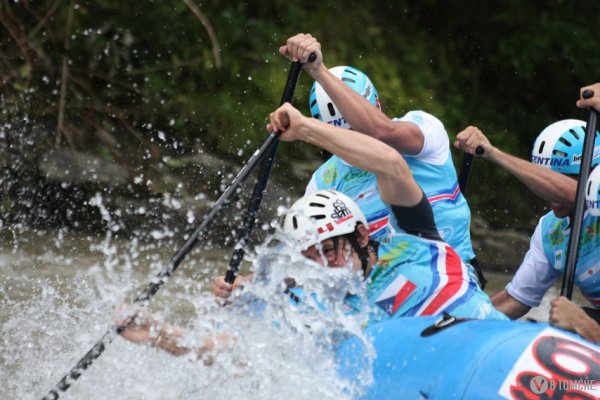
{"left": 181, "top": 0, "right": 222, "bottom": 69}
{"left": 56, "top": 0, "right": 75, "bottom": 147}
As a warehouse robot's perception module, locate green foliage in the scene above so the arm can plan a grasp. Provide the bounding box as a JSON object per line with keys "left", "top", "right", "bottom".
{"left": 1, "top": 0, "right": 599, "bottom": 231}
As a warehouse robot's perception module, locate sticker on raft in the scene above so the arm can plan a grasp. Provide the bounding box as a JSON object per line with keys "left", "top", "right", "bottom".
{"left": 498, "top": 327, "right": 600, "bottom": 399}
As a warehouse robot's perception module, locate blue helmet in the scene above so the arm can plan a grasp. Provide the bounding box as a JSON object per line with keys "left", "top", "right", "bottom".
{"left": 586, "top": 166, "right": 600, "bottom": 217}
{"left": 309, "top": 66, "right": 380, "bottom": 130}
{"left": 531, "top": 119, "right": 600, "bottom": 175}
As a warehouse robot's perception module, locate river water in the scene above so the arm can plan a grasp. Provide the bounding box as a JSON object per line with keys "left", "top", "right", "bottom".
{"left": 0, "top": 227, "right": 569, "bottom": 400}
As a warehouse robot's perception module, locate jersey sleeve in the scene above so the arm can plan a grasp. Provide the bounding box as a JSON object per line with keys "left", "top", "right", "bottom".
{"left": 506, "top": 222, "right": 561, "bottom": 307}
{"left": 389, "top": 191, "right": 441, "bottom": 241}
{"left": 304, "top": 174, "right": 320, "bottom": 195}
{"left": 395, "top": 111, "right": 449, "bottom": 165}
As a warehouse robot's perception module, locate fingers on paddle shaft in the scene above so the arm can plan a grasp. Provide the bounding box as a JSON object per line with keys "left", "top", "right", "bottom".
{"left": 283, "top": 277, "right": 296, "bottom": 289}
{"left": 475, "top": 146, "right": 485, "bottom": 156}
{"left": 583, "top": 89, "right": 595, "bottom": 99}
{"left": 280, "top": 112, "right": 290, "bottom": 128}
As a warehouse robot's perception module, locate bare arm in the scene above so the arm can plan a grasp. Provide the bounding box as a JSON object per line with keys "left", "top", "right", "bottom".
{"left": 116, "top": 306, "right": 231, "bottom": 360}
{"left": 280, "top": 33, "right": 424, "bottom": 155}
{"left": 577, "top": 83, "right": 600, "bottom": 112}
{"left": 454, "top": 126, "right": 577, "bottom": 206}
{"left": 491, "top": 289, "right": 532, "bottom": 320}
{"left": 268, "top": 103, "right": 423, "bottom": 207}
{"left": 550, "top": 297, "right": 600, "bottom": 343}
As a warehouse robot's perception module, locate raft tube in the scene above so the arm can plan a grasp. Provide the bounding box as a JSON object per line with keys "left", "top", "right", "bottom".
{"left": 337, "top": 315, "right": 600, "bottom": 399}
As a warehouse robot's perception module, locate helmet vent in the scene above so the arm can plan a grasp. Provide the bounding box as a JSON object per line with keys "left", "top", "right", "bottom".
{"left": 342, "top": 77, "right": 356, "bottom": 84}
{"left": 558, "top": 137, "right": 573, "bottom": 147}
{"left": 313, "top": 113, "right": 321, "bottom": 119}
{"left": 309, "top": 202, "right": 326, "bottom": 208}
{"left": 553, "top": 150, "right": 568, "bottom": 157}
{"left": 569, "top": 129, "right": 580, "bottom": 141}
{"left": 345, "top": 69, "right": 358, "bottom": 76}
{"left": 587, "top": 180, "right": 592, "bottom": 196}
{"left": 312, "top": 214, "right": 326, "bottom": 220}
{"left": 292, "top": 216, "right": 298, "bottom": 229}
{"left": 327, "top": 102, "right": 336, "bottom": 116}
{"left": 310, "top": 99, "right": 317, "bottom": 107}
{"left": 316, "top": 193, "right": 330, "bottom": 199}
{"left": 538, "top": 141, "right": 546, "bottom": 154}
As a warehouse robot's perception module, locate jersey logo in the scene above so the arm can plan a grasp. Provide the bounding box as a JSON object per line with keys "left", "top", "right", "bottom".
{"left": 577, "top": 261, "right": 600, "bottom": 283}
{"left": 438, "top": 226, "right": 455, "bottom": 242}
{"left": 321, "top": 168, "right": 337, "bottom": 185}
{"left": 553, "top": 250, "right": 563, "bottom": 270}
{"left": 374, "top": 275, "right": 417, "bottom": 316}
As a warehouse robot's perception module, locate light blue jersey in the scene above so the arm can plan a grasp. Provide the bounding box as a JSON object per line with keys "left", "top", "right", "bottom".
{"left": 507, "top": 210, "right": 600, "bottom": 308}
{"left": 306, "top": 110, "right": 475, "bottom": 264}
{"left": 344, "top": 203, "right": 506, "bottom": 327}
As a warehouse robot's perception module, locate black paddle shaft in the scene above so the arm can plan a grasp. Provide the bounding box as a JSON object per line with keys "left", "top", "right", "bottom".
{"left": 458, "top": 146, "right": 484, "bottom": 195}
{"left": 40, "top": 57, "right": 313, "bottom": 400}
{"left": 225, "top": 53, "right": 316, "bottom": 284}
{"left": 560, "top": 89, "right": 598, "bottom": 299}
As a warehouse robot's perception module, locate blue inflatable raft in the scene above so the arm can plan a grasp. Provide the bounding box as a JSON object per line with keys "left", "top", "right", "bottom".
{"left": 337, "top": 315, "right": 600, "bottom": 399}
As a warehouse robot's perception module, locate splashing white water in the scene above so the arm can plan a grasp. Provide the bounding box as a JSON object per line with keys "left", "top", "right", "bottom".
{"left": 0, "top": 229, "right": 374, "bottom": 400}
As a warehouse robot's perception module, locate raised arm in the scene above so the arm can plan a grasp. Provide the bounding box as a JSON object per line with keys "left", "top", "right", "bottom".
{"left": 454, "top": 126, "right": 577, "bottom": 206}
{"left": 280, "top": 33, "right": 424, "bottom": 155}
{"left": 268, "top": 103, "right": 423, "bottom": 207}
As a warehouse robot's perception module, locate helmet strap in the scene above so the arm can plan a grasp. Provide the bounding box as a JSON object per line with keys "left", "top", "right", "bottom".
{"left": 346, "top": 231, "right": 370, "bottom": 277}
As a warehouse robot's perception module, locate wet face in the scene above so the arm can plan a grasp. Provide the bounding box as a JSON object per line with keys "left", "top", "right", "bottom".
{"left": 302, "top": 237, "right": 359, "bottom": 270}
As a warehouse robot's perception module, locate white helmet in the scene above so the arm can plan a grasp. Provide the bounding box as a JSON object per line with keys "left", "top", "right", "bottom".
{"left": 309, "top": 66, "right": 380, "bottom": 130}
{"left": 531, "top": 119, "right": 600, "bottom": 175}
{"left": 586, "top": 166, "right": 600, "bottom": 217}
{"left": 283, "top": 189, "right": 367, "bottom": 250}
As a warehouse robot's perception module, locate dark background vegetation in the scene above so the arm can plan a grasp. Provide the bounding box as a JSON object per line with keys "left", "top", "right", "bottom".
{"left": 1, "top": 1, "right": 599, "bottom": 246}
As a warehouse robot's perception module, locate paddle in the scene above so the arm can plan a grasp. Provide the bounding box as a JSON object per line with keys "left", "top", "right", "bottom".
{"left": 457, "top": 145, "right": 486, "bottom": 288}
{"left": 40, "top": 57, "right": 312, "bottom": 400}
{"left": 560, "top": 89, "right": 598, "bottom": 299}
{"left": 225, "top": 53, "right": 316, "bottom": 285}
{"left": 458, "top": 146, "right": 484, "bottom": 195}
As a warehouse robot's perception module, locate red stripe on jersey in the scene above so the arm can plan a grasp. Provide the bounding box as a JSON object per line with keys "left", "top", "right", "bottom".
{"left": 428, "top": 186, "right": 460, "bottom": 204}
{"left": 392, "top": 280, "right": 417, "bottom": 315}
{"left": 368, "top": 217, "right": 389, "bottom": 233}
{"left": 420, "top": 245, "right": 464, "bottom": 316}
